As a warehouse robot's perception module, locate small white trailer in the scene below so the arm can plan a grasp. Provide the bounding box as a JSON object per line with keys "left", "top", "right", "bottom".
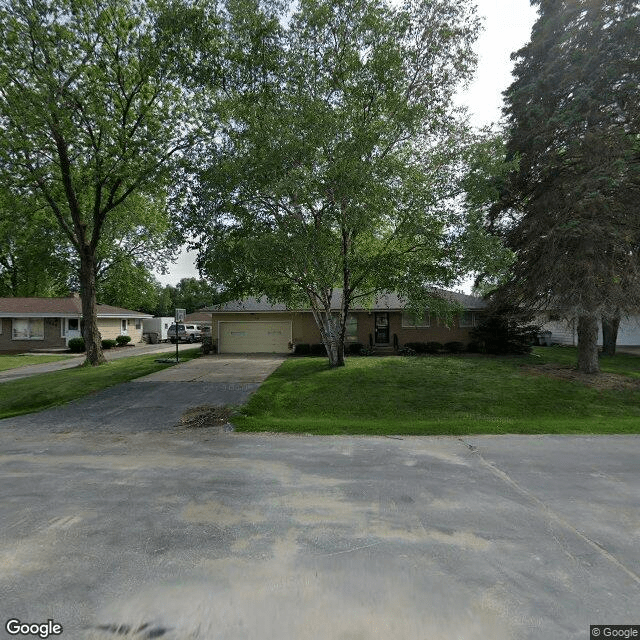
{"left": 142, "top": 317, "right": 174, "bottom": 343}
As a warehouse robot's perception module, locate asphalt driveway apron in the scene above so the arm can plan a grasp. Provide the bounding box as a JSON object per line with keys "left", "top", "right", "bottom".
{"left": 0, "top": 355, "right": 284, "bottom": 433}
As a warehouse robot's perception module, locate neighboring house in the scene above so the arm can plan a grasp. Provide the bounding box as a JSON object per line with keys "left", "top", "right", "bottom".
{"left": 205, "top": 290, "right": 486, "bottom": 354}
{"left": 184, "top": 311, "right": 212, "bottom": 328}
{"left": 537, "top": 313, "right": 640, "bottom": 346}
{"left": 0, "top": 294, "right": 152, "bottom": 351}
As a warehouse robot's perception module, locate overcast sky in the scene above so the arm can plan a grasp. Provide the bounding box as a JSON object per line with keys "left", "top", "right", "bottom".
{"left": 154, "top": 0, "right": 539, "bottom": 287}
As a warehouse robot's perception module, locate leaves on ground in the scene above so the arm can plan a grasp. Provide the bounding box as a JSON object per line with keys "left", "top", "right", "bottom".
{"left": 177, "top": 405, "right": 235, "bottom": 429}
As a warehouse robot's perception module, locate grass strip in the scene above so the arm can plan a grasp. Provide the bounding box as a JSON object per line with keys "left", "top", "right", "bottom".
{"left": 0, "top": 354, "right": 73, "bottom": 372}
{"left": 0, "top": 348, "right": 201, "bottom": 419}
{"left": 234, "top": 347, "right": 640, "bottom": 435}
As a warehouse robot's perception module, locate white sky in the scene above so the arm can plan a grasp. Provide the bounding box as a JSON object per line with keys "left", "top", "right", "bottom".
{"left": 155, "top": 0, "right": 539, "bottom": 288}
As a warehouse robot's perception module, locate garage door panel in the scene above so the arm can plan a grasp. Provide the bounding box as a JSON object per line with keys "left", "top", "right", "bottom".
{"left": 219, "top": 321, "right": 291, "bottom": 353}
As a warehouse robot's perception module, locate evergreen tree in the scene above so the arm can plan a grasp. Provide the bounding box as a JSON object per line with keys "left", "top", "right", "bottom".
{"left": 494, "top": 0, "right": 640, "bottom": 373}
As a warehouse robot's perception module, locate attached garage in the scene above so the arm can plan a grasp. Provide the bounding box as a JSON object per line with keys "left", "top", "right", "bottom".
{"left": 218, "top": 321, "right": 292, "bottom": 354}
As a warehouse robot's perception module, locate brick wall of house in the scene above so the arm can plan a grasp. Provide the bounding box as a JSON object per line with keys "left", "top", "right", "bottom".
{"left": 209, "top": 310, "right": 480, "bottom": 350}
{"left": 0, "top": 317, "right": 67, "bottom": 351}
{"left": 354, "top": 312, "right": 477, "bottom": 347}
{"left": 0, "top": 315, "right": 146, "bottom": 351}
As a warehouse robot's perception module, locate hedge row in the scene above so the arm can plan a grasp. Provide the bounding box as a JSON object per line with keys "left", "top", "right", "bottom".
{"left": 67, "top": 335, "right": 133, "bottom": 353}
{"left": 402, "top": 341, "right": 466, "bottom": 354}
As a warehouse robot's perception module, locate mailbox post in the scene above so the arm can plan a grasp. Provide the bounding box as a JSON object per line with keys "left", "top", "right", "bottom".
{"left": 175, "top": 308, "right": 186, "bottom": 361}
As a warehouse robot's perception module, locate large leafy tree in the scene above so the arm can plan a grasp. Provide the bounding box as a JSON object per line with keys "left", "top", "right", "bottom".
{"left": 0, "top": 0, "right": 211, "bottom": 364}
{"left": 95, "top": 257, "right": 162, "bottom": 312}
{"left": 170, "top": 278, "right": 218, "bottom": 314}
{"left": 0, "top": 186, "right": 73, "bottom": 296}
{"left": 148, "top": 278, "right": 219, "bottom": 316}
{"left": 93, "top": 190, "right": 180, "bottom": 311}
{"left": 183, "top": 0, "right": 488, "bottom": 367}
{"left": 0, "top": 186, "right": 176, "bottom": 309}
{"left": 494, "top": 0, "right": 640, "bottom": 373}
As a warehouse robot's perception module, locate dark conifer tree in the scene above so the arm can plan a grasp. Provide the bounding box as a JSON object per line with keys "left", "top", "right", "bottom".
{"left": 494, "top": 0, "right": 640, "bottom": 372}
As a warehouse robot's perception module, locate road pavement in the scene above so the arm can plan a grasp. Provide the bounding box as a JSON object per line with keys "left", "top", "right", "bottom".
{"left": 0, "top": 356, "right": 638, "bottom": 640}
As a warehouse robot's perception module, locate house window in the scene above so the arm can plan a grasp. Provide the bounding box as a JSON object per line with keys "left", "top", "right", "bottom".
{"left": 12, "top": 318, "right": 44, "bottom": 340}
{"left": 135, "top": 319, "right": 141, "bottom": 330}
{"left": 459, "top": 311, "right": 476, "bottom": 328}
{"left": 345, "top": 315, "right": 358, "bottom": 341}
{"left": 402, "top": 311, "right": 430, "bottom": 328}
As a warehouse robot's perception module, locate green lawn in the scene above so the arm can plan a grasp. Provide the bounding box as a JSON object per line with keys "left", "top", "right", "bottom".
{"left": 0, "top": 348, "right": 201, "bottom": 419}
{"left": 0, "top": 353, "right": 73, "bottom": 372}
{"left": 234, "top": 346, "right": 640, "bottom": 435}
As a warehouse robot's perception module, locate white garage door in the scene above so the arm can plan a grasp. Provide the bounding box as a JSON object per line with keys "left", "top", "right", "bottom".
{"left": 218, "top": 321, "right": 292, "bottom": 354}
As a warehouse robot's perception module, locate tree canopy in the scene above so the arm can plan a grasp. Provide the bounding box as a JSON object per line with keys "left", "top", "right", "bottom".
{"left": 180, "top": 0, "right": 494, "bottom": 366}
{"left": 0, "top": 185, "right": 73, "bottom": 296}
{"left": 492, "top": 0, "right": 640, "bottom": 373}
{"left": 0, "top": 0, "right": 210, "bottom": 363}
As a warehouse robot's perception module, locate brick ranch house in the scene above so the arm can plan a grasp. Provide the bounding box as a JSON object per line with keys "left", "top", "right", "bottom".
{"left": 0, "top": 294, "right": 151, "bottom": 352}
{"left": 205, "top": 290, "right": 486, "bottom": 354}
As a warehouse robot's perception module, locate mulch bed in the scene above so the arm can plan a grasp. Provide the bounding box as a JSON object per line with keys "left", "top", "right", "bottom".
{"left": 522, "top": 363, "right": 640, "bottom": 391}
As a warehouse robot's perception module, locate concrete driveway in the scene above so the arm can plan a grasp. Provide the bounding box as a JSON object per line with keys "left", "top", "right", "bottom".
{"left": 1, "top": 356, "right": 639, "bottom": 639}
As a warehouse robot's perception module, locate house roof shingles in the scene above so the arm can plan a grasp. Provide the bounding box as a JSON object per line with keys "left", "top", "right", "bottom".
{"left": 206, "top": 288, "right": 486, "bottom": 313}
{"left": 184, "top": 311, "right": 213, "bottom": 324}
{"left": 0, "top": 297, "right": 151, "bottom": 318}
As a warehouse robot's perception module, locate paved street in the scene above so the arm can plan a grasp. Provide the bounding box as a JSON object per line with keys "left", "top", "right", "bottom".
{"left": 0, "top": 356, "right": 638, "bottom": 640}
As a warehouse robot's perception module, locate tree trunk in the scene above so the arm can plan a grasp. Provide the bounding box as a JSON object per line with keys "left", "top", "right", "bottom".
{"left": 322, "top": 312, "right": 345, "bottom": 368}
{"left": 325, "top": 335, "right": 345, "bottom": 367}
{"left": 308, "top": 295, "right": 345, "bottom": 368}
{"left": 601, "top": 314, "right": 620, "bottom": 356}
{"left": 79, "top": 248, "right": 106, "bottom": 366}
{"left": 576, "top": 315, "right": 599, "bottom": 374}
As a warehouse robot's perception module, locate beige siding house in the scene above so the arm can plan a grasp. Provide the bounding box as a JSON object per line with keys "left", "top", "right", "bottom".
{"left": 537, "top": 313, "right": 640, "bottom": 346}
{"left": 0, "top": 295, "right": 151, "bottom": 352}
{"left": 206, "top": 290, "right": 486, "bottom": 354}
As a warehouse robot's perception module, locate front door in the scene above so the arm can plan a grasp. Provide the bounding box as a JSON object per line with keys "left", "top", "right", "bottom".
{"left": 374, "top": 313, "right": 389, "bottom": 344}
{"left": 65, "top": 318, "right": 81, "bottom": 344}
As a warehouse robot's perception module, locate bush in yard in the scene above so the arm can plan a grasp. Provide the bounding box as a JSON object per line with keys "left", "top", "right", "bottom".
{"left": 425, "top": 341, "right": 443, "bottom": 354}
{"left": 471, "top": 308, "right": 541, "bottom": 355}
{"left": 201, "top": 337, "right": 216, "bottom": 355}
{"left": 444, "top": 341, "right": 465, "bottom": 354}
{"left": 310, "top": 343, "right": 326, "bottom": 356}
{"left": 346, "top": 342, "right": 364, "bottom": 356}
{"left": 294, "top": 343, "right": 310, "bottom": 356}
{"left": 101, "top": 339, "right": 117, "bottom": 349}
{"left": 404, "top": 342, "right": 427, "bottom": 354}
{"left": 68, "top": 337, "right": 85, "bottom": 352}
{"left": 398, "top": 346, "right": 417, "bottom": 356}
{"left": 116, "top": 335, "right": 132, "bottom": 346}
{"left": 466, "top": 341, "right": 481, "bottom": 353}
